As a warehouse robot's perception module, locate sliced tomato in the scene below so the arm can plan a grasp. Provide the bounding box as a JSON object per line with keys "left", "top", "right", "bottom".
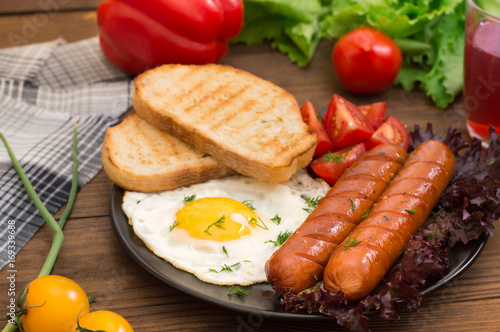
{"left": 358, "top": 102, "right": 386, "bottom": 129}
{"left": 300, "top": 101, "right": 334, "bottom": 157}
{"left": 323, "top": 95, "right": 374, "bottom": 148}
{"left": 365, "top": 115, "right": 410, "bottom": 151}
{"left": 310, "top": 142, "right": 366, "bottom": 185}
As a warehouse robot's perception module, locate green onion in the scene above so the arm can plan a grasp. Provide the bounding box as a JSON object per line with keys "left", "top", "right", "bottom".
{"left": 56, "top": 123, "right": 79, "bottom": 231}
{"left": 0, "top": 124, "right": 78, "bottom": 332}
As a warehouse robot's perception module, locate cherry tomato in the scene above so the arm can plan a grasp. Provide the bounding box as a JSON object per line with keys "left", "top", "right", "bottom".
{"left": 72, "top": 310, "right": 134, "bottom": 332}
{"left": 332, "top": 27, "right": 402, "bottom": 94}
{"left": 323, "top": 94, "right": 374, "bottom": 147}
{"left": 22, "top": 275, "right": 90, "bottom": 332}
{"left": 310, "top": 142, "right": 366, "bottom": 185}
{"left": 358, "top": 102, "right": 386, "bottom": 129}
{"left": 365, "top": 115, "right": 410, "bottom": 151}
{"left": 300, "top": 101, "right": 334, "bottom": 157}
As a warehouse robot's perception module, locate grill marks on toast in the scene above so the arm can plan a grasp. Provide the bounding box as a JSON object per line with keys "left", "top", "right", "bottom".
{"left": 173, "top": 68, "right": 256, "bottom": 135}
{"left": 101, "top": 112, "right": 236, "bottom": 192}
{"left": 131, "top": 64, "right": 317, "bottom": 183}
{"left": 172, "top": 71, "right": 300, "bottom": 153}
{"left": 200, "top": 86, "right": 250, "bottom": 130}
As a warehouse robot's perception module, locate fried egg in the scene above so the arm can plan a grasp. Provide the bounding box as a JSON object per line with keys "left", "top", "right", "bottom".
{"left": 122, "top": 169, "right": 330, "bottom": 286}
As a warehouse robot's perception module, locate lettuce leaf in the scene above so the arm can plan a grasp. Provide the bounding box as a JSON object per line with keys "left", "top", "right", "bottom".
{"left": 411, "top": 124, "right": 500, "bottom": 246}
{"left": 321, "top": 0, "right": 465, "bottom": 109}
{"left": 320, "top": 0, "right": 462, "bottom": 39}
{"left": 395, "top": 5, "right": 465, "bottom": 108}
{"left": 235, "top": 0, "right": 466, "bottom": 108}
{"left": 232, "top": 0, "right": 327, "bottom": 66}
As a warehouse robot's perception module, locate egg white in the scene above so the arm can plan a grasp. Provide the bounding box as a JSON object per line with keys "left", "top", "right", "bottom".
{"left": 122, "top": 169, "right": 330, "bottom": 286}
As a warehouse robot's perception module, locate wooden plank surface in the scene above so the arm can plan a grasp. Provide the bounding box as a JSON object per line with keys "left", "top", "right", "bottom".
{"left": 0, "top": 8, "right": 498, "bottom": 332}
{"left": 0, "top": 10, "right": 98, "bottom": 47}
{"left": 0, "top": 0, "right": 100, "bottom": 15}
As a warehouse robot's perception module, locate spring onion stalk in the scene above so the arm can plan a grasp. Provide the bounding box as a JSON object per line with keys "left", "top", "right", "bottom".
{"left": 0, "top": 124, "right": 79, "bottom": 332}
{"left": 56, "top": 123, "right": 79, "bottom": 230}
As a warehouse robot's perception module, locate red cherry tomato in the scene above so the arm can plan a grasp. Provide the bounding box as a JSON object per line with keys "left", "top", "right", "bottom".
{"left": 358, "top": 102, "right": 386, "bottom": 129}
{"left": 300, "top": 101, "right": 334, "bottom": 157}
{"left": 332, "top": 27, "right": 402, "bottom": 94}
{"left": 365, "top": 115, "right": 410, "bottom": 151}
{"left": 323, "top": 94, "right": 374, "bottom": 148}
{"left": 310, "top": 142, "right": 366, "bottom": 185}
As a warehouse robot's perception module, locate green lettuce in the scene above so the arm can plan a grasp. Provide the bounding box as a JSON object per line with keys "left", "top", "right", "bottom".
{"left": 234, "top": 0, "right": 467, "bottom": 109}
{"left": 320, "top": 0, "right": 465, "bottom": 108}
{"left": 320, "top": 0, "right": 462, "bottom": 39}
{"left": 232, "top": 0, "right": 328, "bottom": 66}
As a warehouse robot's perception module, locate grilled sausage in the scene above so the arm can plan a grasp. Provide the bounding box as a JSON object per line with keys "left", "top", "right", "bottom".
{"left": 265, "top": 144, "right": 408, "bottom": 295}
{"left": 323, "top": 140, "right": 455, "bottom": 302}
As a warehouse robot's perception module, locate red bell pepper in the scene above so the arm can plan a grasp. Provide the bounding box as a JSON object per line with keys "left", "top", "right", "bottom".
{"left": 97, "top": 0, "right": 244, "bottom": 75}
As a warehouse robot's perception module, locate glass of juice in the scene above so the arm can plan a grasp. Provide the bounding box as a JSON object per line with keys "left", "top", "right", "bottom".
{"left": 464, "top": 0, "right": 500, "bottom": 143}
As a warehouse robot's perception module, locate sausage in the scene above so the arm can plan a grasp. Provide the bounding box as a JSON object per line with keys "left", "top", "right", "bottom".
{"left": 265, "top": 144, "right": 408, "bottom": 295}
{"left": 323, "top": 140, "right": 455, "bottom": 302}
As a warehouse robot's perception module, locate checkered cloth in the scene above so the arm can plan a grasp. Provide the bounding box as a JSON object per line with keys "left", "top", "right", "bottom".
{"left": 0, "top": 37, "right": 133, "bottom": 269}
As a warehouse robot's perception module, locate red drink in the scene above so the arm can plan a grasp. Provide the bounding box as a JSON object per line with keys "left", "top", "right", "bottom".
{"left": 464, "top": 13, "right": 500, "bottom": 141}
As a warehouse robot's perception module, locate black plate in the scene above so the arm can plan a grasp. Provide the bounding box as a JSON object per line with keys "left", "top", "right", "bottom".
{"left": 109, "top": 185, "right": 488, "bottom": 320}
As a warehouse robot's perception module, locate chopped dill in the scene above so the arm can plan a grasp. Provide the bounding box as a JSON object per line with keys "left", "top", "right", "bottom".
{"left": 220, "top": 262, "right": 240, "bottom": 272}
{"left": 271, "top": 214, "right": 281, "bottom": 225}
{"left": 204, "top": 215, "right": 226, "bottom": 236}
{"left": 349, "top": 198, "right": 356, "bottom": 211}
{"left": 228, "top": 285, "right": 249, "bottom": 297}
{"left": 265, "top": 230, "right": 292, "bottom": 246}
{"left": 361, "top": 209, "right": 372, "bottom": 220}
{"left": 303, "top": 196, "right": 322, "bottom": 213}
{"left": 249, "top": 217, "right": 268, "bottom": 230}
{"left": 169, "top": 220, "right": 180, "bottom": 232}
{"left": 322, "top": 150, "right": 349, "bottom": 163}
{"left": 242, "top": 200, "right": 256, "bottom": 211}
{"left": 343, "top": 232, "right": 362, "bottom": 250}
{"left": 183, "top": 194, "right": 196, "bottom": 204}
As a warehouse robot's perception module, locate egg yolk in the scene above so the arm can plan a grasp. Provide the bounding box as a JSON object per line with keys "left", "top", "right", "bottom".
{"left": 175, "top": 197, "right": 258, "bottom": 241}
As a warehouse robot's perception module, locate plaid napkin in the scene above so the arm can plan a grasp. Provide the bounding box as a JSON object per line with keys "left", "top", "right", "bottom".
{"left": 0, "top": 37, "right": 133, "bottom": 270}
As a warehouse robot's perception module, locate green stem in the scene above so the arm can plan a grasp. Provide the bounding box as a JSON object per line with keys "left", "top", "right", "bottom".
{"left": 2, "top": 322, "right": 18, "bottom": 332}
{"left": 394, "top": 38, "right": 432, "bottom": 55}
{"left": 38, "top": 231, "right": 64, "bottom": 278}
{"left": 0, "top": 126, "right": 78, "bottom": 332}
{"left": 57, "top": 124, "right": 79, "bottom": 230}
{"left": 0, "top": 133, "right": 63, "bottom": 236}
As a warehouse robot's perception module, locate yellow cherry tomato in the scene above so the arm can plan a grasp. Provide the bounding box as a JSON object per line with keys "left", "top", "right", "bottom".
{"left": 22, "top": 275, "right": 90, "bottom": 332}
{"left": 73, "top": 310, "right": 134, "bottom": 332}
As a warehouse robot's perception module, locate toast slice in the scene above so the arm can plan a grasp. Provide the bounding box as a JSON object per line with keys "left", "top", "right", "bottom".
{"left": 102, "top": 112, "right": 237, "bottom": 192}
{"left": 131, "top": 64, "right": 316, "bottom": 183}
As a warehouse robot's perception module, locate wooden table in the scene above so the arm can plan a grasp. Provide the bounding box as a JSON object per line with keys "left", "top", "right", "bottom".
{"left": 1, "top": 2, "right": 499, "bottom": 331}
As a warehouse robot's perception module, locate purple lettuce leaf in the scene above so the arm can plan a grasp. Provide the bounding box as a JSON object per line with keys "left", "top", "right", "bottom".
{"left": 412, "top": 124, "right": 500, "bottom": 246}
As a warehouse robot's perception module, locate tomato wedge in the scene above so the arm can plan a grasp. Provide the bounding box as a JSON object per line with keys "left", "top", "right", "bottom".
{"left": 358, "top": 102, "right": 386, "bottom": 129}
{"left": 323, "top": 95, "right": 374, "bottom": 148}
{"left": 300, "top": 101, "right": 334, "bottom": 157}
{"left": 310, "top": 142, "right": 366, "bottom": 185}
{"left": 365, "top": 115, "right": 410, "bottom": 151}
